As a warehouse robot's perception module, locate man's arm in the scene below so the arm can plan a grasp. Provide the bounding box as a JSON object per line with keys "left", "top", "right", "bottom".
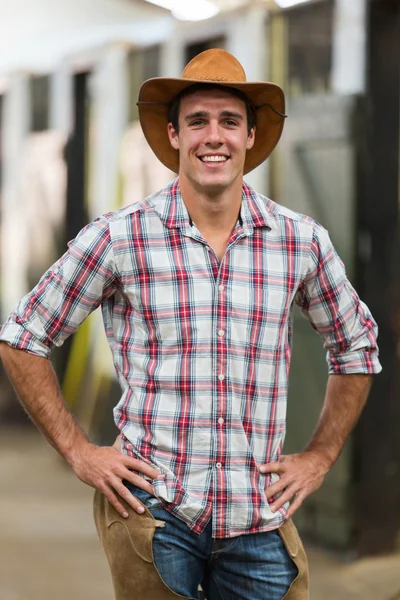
{"left": 0, "top": 342, "right": 159, "bottom": 518}
{"left": 260, "top": 373, "right": 372, "bottom": 519}
{"left": 260, "top": 224, "right": 381, "bottom": 519}
{"left": 0, "top": 218, "right": 161, "bottom": 517}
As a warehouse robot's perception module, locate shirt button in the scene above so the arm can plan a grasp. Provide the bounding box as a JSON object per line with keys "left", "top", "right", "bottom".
{"left": 218, "top": 417, "right": 224, "bottom": 425}
{"left": 218, "top": 374, "right": 225, "bottom": 381}
{"left": 218, "top": 285, "right": 225, "bottom": 292}
{"left": 216, "top": 462, "right": 222, "bottom": 469}
{"left": 218, "top": 330, "right": 225, "bottom": 337}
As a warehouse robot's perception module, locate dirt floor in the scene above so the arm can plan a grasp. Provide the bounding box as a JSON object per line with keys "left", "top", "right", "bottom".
{"left": 1, "top": 430, "right": 399, "bottom": 600}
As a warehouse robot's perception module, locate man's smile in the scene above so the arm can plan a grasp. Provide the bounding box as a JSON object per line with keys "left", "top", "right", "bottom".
{"left": 197, "top": 154, "right": 230, "bottom": 166}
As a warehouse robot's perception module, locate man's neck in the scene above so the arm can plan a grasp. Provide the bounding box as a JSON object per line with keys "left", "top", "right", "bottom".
{"left": 178, "top": 174, "right": 243, "bottom": 234}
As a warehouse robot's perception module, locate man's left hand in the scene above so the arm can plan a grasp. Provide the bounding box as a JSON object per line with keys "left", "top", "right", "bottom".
{"left": 259, "top": 451, "right": 330, "bottom": 519}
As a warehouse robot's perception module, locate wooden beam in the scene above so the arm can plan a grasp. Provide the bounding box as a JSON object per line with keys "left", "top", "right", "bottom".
{"left": 354, "top": 0, "right": 400, "bottom": 556}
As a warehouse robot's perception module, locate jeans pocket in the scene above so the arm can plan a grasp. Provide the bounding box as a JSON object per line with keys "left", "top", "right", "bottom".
{"left": 124, "top": 480, "right": 164, "bottom": 510}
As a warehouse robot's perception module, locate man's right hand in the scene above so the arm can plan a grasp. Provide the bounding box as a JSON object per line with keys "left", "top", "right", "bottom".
{"left": 0, "top": 346, "right": 160, "bottom": 519}
{"left": 69, "top": 442, "right": 161, "bottom": 518}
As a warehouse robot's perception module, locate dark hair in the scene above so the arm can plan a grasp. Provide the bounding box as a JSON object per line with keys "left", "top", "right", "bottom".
{"left": 167, "top": 83, "right": 257, "bottom": 135}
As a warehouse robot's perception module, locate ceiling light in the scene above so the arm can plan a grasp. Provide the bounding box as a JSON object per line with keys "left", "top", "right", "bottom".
{"left": 145, "top": 0, "right": 219, "bottom": 21}
{"left": 275, "top": 0, "right": 312, "bottom": 8}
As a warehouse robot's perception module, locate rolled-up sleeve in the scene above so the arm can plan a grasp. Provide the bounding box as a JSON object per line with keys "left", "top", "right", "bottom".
{"left": 0, "top": 217, "right": 118, "bottom": 359}
{"left": 296, "top": 224, "right": 382, "bottom": 375}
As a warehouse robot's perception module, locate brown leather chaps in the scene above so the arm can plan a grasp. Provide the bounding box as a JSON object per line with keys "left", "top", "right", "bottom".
{"left": 93, "top": 490, "right": 309, "bottom": 600}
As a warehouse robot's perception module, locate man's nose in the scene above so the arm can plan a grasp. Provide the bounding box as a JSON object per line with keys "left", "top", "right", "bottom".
{"left": 204, "top": 121, "right": 224, "bottom": 146}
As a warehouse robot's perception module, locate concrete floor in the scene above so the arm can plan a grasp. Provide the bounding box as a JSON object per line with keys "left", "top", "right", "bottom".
{"left": 1, "top": 430, "right": 399, "bottom": 600}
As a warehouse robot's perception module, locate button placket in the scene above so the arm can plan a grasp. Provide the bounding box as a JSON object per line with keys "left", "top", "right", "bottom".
{"left": 213, "top": 260, "right": 229, "bottom": 510}
{"left": 209, "top": 223, "right": 249, "bottom": 537}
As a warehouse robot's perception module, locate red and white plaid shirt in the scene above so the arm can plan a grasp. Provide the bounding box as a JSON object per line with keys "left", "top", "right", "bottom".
{"left": 0, "top": 179, "right": 381, "bottom": 538}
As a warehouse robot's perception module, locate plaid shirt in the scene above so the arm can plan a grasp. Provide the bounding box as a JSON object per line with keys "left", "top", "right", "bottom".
{"left": 0, "top": 179, "right": 381, "bottom": 538}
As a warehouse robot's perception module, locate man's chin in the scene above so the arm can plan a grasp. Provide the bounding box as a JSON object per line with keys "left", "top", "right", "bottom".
{"left": 196, "top": 173, "right": 239, "bottom": 195}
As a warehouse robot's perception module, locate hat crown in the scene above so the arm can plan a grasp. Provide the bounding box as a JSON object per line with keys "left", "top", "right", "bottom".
{"left": 182, "top": 48, "right": 247, "bottom": 83}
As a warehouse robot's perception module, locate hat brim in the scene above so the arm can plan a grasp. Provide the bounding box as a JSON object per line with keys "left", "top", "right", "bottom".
{"left": 137, "top": 77, "right": 286, "bottom": 175}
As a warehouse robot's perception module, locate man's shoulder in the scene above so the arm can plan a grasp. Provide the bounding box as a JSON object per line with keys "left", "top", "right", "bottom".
{"left": 253, "top": 190, "right": 320, "bottom": 233}
{"left": 101, "top": 185, "right": 169, "bottom": 225}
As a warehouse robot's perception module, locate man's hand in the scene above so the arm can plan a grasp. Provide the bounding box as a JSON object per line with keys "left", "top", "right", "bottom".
{"left": 260, "top": 375, "right": 374, "bottom": 519}
{"left": 259, "top": 451, "right": 330, "bottom": 519}
{"left": 70, "top": 442, "right": 161, "bottom": 518}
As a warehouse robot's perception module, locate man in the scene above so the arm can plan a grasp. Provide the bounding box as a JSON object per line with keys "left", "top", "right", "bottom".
{"left": 0, "top": 49, "right": 381, "bottom": 600}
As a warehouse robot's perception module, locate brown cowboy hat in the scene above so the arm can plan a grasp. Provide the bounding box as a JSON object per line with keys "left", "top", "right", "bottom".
{"left": 137, "top": 48, "right": 287, "bottom": 175}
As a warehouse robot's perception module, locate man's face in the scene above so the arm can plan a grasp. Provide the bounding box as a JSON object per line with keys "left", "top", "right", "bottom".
{"left": 167, "top": 89, "right": 255, "bottom": 195}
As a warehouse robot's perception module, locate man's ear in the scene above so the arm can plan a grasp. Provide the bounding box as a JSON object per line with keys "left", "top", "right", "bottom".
{"left": 167, "top": 122, "right": 180, "bottom": 150}
{"left": 246, "top": 127, "right": 256, "bottom": 151}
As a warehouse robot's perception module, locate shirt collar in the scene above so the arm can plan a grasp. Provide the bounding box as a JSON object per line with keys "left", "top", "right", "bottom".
{"left": 240, "top": 181, "right": 275, "bottom": 233}
{"left": 152, "top": 178, "right": 275, "bottom": 232}
{"left": 152, "top": 179, "right": 191, "bottom": 229}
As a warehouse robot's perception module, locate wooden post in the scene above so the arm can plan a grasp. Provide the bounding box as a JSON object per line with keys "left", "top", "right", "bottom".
{"left": 354, "top": 0, "right": 400, "bottom": 556}
{"left": 57, "top": 72, "right": 90, "bottom": 380}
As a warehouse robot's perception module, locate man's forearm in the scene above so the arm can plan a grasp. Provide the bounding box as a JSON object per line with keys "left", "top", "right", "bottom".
{"left": 261, "top": 372, "right": 374, "bottom": 518}
{"left": 0, "top": 341, "right": 163, "bottom": 518}
{"left": 305, "top": 373, "right": 373, "bottom": 468}
{"left": 0, "top": 342, "right": 88, "bottom": 465}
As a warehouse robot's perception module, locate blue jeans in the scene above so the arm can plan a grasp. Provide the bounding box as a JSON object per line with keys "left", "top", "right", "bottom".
{"left": 125, "top": 482, "right": 298, "bottom": 600}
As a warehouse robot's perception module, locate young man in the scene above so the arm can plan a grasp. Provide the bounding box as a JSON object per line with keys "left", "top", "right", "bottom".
{"left": 0, "top": 49, "right": 381, "bottom": 600}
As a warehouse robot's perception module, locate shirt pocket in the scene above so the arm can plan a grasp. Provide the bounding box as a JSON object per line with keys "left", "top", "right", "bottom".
{"left": 230, "top": 283, "right": 290, "bottom": 351}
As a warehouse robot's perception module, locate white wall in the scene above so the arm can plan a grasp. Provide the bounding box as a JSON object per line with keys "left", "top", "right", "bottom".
{"left": 50, "top": 66, "right": 73, "bottom": 135}
{"left": 0, "top": 74, "right": 31, "bottom": 316}
{"left": 332, "top": 0, "right": 367, "bottom": 95}
{"left": 89, "top": 42, "right": 130, "bottom": 218}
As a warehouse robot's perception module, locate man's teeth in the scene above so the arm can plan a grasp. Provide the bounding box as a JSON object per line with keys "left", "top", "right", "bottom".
{"left": 201, "top": 156, "right": 228, "bottom": 162}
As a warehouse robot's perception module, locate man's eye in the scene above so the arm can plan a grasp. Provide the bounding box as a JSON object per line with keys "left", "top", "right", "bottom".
{"left": 224, "top": 120, "right": 239, "bottom": 126}
{"left": 190, "top": 120, "right": 206, "bottom": 126}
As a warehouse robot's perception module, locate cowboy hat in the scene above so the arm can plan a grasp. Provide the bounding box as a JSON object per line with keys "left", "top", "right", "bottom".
{"left": 137, "top": 48, "right": 286, "bottom": 175}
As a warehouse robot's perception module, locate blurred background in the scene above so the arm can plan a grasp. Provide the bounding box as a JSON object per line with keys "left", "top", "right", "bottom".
{"left": 0, "top": 0, "right": 399, "bottom": 598}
